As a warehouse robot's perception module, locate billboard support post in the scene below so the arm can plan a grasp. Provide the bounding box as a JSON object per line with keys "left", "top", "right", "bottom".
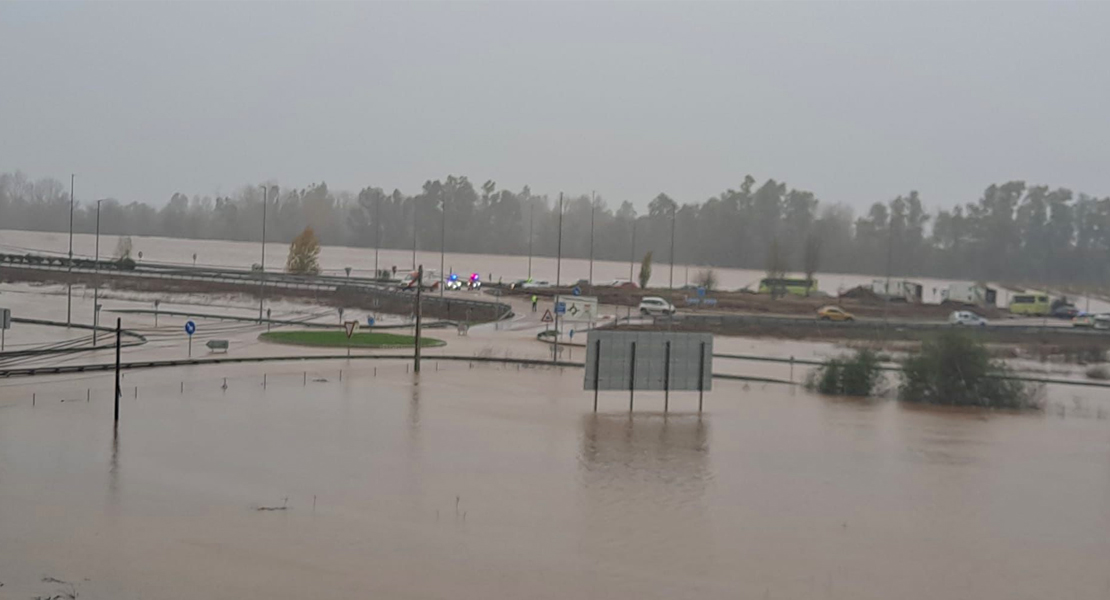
{"left": 664, "top": 340, "right": 671, "bottom": 413}
{"left": 592, "top": 338, "right": 601, "bottom": 412}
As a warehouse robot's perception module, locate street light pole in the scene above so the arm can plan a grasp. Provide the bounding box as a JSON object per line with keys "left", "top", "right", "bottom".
{"left": 411, "top": 199, "right": 417, "bottom": 270}
{"left": 669, "top": 203, "right": 676, "bottom": 290}
{"left": 93, "top": 199, "right": 103, "bottom": 347}
{"left": 556, "top": 193, "right": 564, "bottom": 287}
{"left": 589, "top": 191, "right": 596, "bottom": 286}
{"left": 258, "top": 185, "right": 268, "bottom": 322}
{"left": 67, "top": 174, "right": 74, "bottom": 327}
{"left": 374, "top": 192, "right": 381, "bottom": 279}
{"left": 629, "top": 217, "right": 636, "bottom": 282}
{"left": 440, "top": 194, "right": 446, "bottom": 297}
{"left": 527, "top": 198, "right": 534, "bottom": 279}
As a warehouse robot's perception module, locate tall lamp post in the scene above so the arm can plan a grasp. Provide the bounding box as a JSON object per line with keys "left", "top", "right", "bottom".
{"left": 440, "top": 194, "right": 446, "bottom": 297}
{"left": 67, "top": 174, "right": 75, "bottom": 326}
{"left": 258, "top": 185, "right": 273, "bottom": 322}
{"left": 93, "top": 199, "right": 104, "bottom": 346}
{"left": 669, "top": 203, "right": 677, "bottom": 290}
{"left": 527, "top": 198, "right": 534, "bottom": 279}
{"left": 589, "top": 191, "right": 596, "bottom": 286}
{"left": 628, "top": 216, "right": 636, "bottom": 282}
{"left": 374, "top": 192, "right": 381, "bottom": 279}
{"left": 556, "top": 193, "right": 564, "bottom": 287}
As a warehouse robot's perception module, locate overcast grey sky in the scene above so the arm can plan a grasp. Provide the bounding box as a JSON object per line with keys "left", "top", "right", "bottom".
{"left": 1, "top": 1, "right": 1107, "bottom": 211}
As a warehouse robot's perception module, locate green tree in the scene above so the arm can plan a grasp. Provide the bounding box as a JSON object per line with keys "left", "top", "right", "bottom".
{"left": 765, "top": 237, "right": 787, "bottom": 298}
{"left": 286, "top": 226, "right": 321, "bottom": 275}
{"left": 802, "top": 232, "right": 821, "bottom": 295}
{"left": 900, "top": 331, "right": 1040, "bottom": 409}
{"left": 638, "top": 251, "right": 653, "bottom": 289}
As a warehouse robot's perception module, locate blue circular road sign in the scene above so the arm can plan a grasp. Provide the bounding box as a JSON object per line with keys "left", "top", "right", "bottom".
{"left": 185, "top": 321, "right": 196, "bottom": 335}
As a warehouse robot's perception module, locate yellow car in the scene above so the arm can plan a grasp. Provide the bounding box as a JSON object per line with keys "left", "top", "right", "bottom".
{"left": 817, "top": 305, "right": 855, "bottom": 322}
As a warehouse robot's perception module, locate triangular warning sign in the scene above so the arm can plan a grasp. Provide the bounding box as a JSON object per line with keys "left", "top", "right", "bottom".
{"left": 344, "top": 320, "right": 359, "bottom": 338}
{"left": 541, "top": 309, "right": 554, "bottom": 323}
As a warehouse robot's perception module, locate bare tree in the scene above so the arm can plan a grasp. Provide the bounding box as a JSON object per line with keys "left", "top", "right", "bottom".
{"left": 803, "top": 233, "right": 821, "bottom": 296}
{"left": 694, "top": 268, "right": 718, "bottom": 291}
{"left": 765, "top": 238, "right": 788, "bottom": 299}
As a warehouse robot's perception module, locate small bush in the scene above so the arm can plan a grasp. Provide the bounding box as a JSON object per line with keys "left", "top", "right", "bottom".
{"left": 808, "top": 349, "right": 883, "bottom": 396}
{"left": 899, "top": 331, "right": 1040, "bottom": 409}
{"left": 694, "top": 268, "right": 719, "bottom": 291}
{"left": 1086, "top": 366, "right": 1110, "bottom": 380}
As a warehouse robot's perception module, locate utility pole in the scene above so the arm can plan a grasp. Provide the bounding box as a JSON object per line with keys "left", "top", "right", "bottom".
{"left": 67, "top": 174, "right": 74, "bottom": 327}
{"left": 258, "top": 185, "right": 268, "bottom": 322}
{"left": 374, "top": 192, "right": 381, "bottom": 278}
{"left": 527, "top": 198, "right": 534, "bottom": 279}
{"left": 440, "top": 194, "right": 446, "bottom": 297}
{"left": 883, "top": 218, "right": 895, "bottom": 327}
{"left": 556, "top": 193, "right": 564, "bottom": 287}
{"left": 629, "top": 217, "right": 637, "bottom": 282}
{"left": 589, "top": 191, "right": 596, "bottom": 286}
{"left": 669, "top": 203, "right": 676, "bottom": 290}
{"left": 414, "top": 265, "right": 423, "bottom": 373}
{"left": 93, "top": 200, "right": 103, "bottom": 347}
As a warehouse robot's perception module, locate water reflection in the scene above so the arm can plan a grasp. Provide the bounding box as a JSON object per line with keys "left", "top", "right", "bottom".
{"left": 577, "top": 413, "right": 714, "bottom": 581}
{"left": 579, "top": 412, "right": 711, "bottom": 503}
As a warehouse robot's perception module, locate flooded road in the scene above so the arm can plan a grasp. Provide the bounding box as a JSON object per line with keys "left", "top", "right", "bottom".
{"left": 1, "top": 362, "right": 1108, "bottom": 599}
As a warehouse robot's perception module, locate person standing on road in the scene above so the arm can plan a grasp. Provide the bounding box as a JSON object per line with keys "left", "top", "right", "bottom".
{"left": 531, "top": 295, "right": 538, "bottom": 312}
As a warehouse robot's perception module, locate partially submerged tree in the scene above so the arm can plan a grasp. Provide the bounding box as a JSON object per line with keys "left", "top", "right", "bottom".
{"left": 638, "top": 251, "right": 653, "bottom": 289}
{"left": 286, "top": 226, "right": 321, "bottom": 275}
{"left": 114, "top": 235, "right": 135, "bottom": 269}
{"left": 765, "top": 237, "right": 788, "bottom": 298}
{"left": 694, "top": 268, "right": 718, "bottom": 291}
{"left": 900, "top": 331, "right": 1041, "bottom": 409}
{"left": 808, "top": 349, "right": 883, "bottom": 396}
{"left": 114, "top": 236, "right": 133, "bottom": 260}
{"left": 802, "top": 233, "right": 821, "bottom": 296}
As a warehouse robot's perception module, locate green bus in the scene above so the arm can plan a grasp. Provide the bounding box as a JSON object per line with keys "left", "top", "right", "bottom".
{"left": 758, "top": 278, "right": 818, "bottom": 297}
{"left": 1009, "top": 294, "right": 1050, "bottom": 316}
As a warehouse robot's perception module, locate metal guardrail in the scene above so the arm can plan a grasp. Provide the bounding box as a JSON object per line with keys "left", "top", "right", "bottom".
{"left": 0, "top": 252, "right": 513, "bottom": 319}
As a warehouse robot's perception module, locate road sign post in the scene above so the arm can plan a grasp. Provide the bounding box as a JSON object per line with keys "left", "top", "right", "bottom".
{"left": 344, "top": 320, "right": 359, "bottom": 357}
{"left": 185, "top": 320, "right": 196, "bottom": 358}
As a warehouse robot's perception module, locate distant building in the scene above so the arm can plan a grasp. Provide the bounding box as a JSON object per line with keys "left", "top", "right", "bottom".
{"left": 870, "top": 279, "right": 924, "bottom": 303}
{"left": 942, "top": 282, "right": 997, "bottom": 306}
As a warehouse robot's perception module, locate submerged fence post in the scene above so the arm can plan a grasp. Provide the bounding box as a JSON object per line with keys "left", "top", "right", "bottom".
{"left": 593, "top": 339, "right": 601, "bottom": 412}
{"left": 697, "top": 341, "right": 706, "bottom": 413}
{"left": 114, "top": 317, "right": 121, "bottom": 425}
{"left": 629, "top": 341, "right": 636, "bottom": 412}
{"left": 664, "top": 340, "right": 671, "bottom": 413}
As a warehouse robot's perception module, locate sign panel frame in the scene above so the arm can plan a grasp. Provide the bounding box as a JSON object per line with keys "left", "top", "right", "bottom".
{"left": 583, "top": 330, "right": 712, "bottom": 392}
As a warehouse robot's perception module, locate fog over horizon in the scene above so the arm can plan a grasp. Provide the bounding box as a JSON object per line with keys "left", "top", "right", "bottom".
{"left": 2, "top": 1, "right": 1108, "bottom": 211}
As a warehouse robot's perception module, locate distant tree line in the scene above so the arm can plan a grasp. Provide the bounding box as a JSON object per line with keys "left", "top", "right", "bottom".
{"left": 1, "top": 170, "right": 1108, "bottom": 286}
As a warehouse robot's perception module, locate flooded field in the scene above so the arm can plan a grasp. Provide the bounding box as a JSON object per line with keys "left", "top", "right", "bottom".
{"left": 5, "top": 228, "right": 1108, "bottom": 312}
{"left": 1, "top": 361, "right": 1108, "bottom": 599}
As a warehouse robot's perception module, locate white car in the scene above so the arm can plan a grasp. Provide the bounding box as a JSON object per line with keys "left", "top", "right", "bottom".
{"left": 949, "top": 310, "right": 988, "bottom": 326}
{"left": 639, "top": 296, "right": 676, "bottom": 316}
{"left": 521, "top": 280, "right": 550, "bottom": 289}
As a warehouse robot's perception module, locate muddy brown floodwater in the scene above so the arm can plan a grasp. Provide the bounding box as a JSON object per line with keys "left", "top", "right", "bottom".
{"left": 1, "top": 361, "right": 1109, "bottom": 599}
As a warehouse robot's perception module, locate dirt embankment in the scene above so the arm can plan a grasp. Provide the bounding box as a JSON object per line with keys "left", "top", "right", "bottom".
{"left": 496, "top": 284, "right": 1004, "bottom": 320}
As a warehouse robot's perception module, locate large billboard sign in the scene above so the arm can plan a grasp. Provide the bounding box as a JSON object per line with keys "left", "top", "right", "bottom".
{"left": 583, "top": 330, "right": 712, "bottom": 392}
